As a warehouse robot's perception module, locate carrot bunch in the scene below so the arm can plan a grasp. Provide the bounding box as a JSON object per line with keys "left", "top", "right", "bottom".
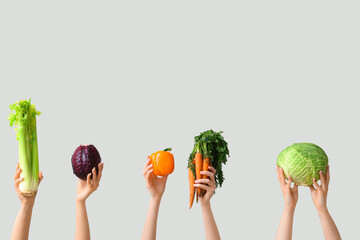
{"left": 188, "top": 130, "right": 230, "bottom": 209}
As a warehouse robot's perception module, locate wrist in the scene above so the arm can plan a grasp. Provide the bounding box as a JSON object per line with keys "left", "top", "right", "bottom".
{"left": 21, "top": 197, "right": 35, "bottom": 208}
{"left": 76, "top": 199, "right": 86, "bottom": 205}
{"left": 21, "top": 201, "right": 35, "bottom": 209}
{"left": 200, "top": 201, "right": 211, "bottom": 209}
{"left": 317, "top": 206, "right": 329, "bottom": 215}
{"left": 151, "top": 196, "right": 162, "bottom": 204}
{"left": 284, "top": 205, "right": 296, "bottom": 213}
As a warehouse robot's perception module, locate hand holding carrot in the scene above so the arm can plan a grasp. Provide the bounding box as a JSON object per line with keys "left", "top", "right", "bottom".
{"left": 143, "top": 157, "right": 168, "bottom": 201}
{"left": 14, "top": 163, "right": 43, "bottom": 206}
{"left": 194, "top": 166, "right": 217, "bottom": 207}
{"left": 76, "top": 163, "right": 104, "bottom": 203}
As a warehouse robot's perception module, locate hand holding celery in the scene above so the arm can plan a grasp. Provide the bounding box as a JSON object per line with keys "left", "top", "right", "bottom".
{"left": 14, "top": 163, "right": 43, "bottom": 206}
{"left": 11, "top": 163, "right": 43, "bottom": 240}
{"left": 9, "top": 99, "right": 41, "bottom": 197}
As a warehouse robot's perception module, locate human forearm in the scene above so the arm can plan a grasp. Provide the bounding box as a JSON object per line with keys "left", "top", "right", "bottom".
{"left": 75, "top": 201, "right": 90, "bottom": 240}
{"left": 141, "top": 197, "right": 161, "bottom": 240}
{"left": 276, "top": 207, "right": 295, "bottom": 240}
{"left": 11, "top": 203, "right": 34, "bottom": 240}
{"left": 201, "top": 203, "right": 221, "bottom": 240}
{"left": 317, "top": 208, "right": 341, "bottom": 240}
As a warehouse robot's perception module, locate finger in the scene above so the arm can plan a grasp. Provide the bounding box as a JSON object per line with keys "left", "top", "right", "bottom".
{"left": 92, "top": 167, "right": 98, "bottom": 183}
{"left": 293, "top": 183, "right": 298, "bottom": 190}
{"left": 195, "top": 178, "right": 211, "bottom": 184}
{"left": 276, "top": 166, "right": 282, "bottom": 184}
{"left": 15, "top": 177, "right": 24, "bottom": 189}
{"left": 144, "top": 157, "right": 151, "bottom": 169}
{"left": 196, "top": 178, "right": 215, "bottom": 188}
{"left": 279, "top": 168, "right": 286, "bottom": 187}
{"left": 97, "top": 163, "right": 104, "bottom": 182}
{"left": 319, "top": 170, "right": 325, "bottom": 187}
{"left": 39, "top": 172, "right": 44, "bottom": 184}
{"left": 86, "top": 173, "right": 92, "bottom": 186}
{"left": 14, "top": 167, "right": 21, "bottom": 181}
{"left": 326, "top": 165, "right": 330, "bottom": 184}
{"left": 208, "top": 166, "right": 216, "bottom": 174}
{"left": 286, "top": 176, "right": 292, "bottom": 189}
{"left": 309, "top": 185, "right": 315, "bottom": 193}
{"left": 194, "top": 183, "right": 212, "bottom": 191}
{"left": 313, "top": 178, "right": 320, "bottom": 189}
{"left": 143, "top": 164, "right": 153, "bottom": 177}
{"left": 145, "top": 168, "right": 154, "bottom": 180}
{"left": 200, "top": 170, "right": 215, "bottom": 182}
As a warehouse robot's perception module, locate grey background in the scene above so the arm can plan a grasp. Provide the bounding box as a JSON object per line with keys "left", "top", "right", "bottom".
{"left": 0, "top": 1, "right": 359, "bottom": 239}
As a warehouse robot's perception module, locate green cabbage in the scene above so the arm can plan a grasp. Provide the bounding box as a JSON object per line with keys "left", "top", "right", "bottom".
{"left": 277, "top": 143, "right": 328, "bottom": 186}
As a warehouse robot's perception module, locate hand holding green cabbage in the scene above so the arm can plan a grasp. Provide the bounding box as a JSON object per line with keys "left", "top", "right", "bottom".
{"left": 277, "top": 143, "right": 328, "bottom": 186}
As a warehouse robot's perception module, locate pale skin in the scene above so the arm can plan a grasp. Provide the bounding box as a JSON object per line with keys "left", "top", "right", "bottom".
{"left": 141, "top": 158, "right": 221, "bottom": 240}
{"left": 309, "top": 166, "right": 341, "bottom": 240}
{"left": 11, "top": 163, "right": 43, "bottom": 240}
{"left": 275, "top": 166, "right": 298, "bottom": 240}
{"left": 276, "top": 165, "right": 341, "bottom": 240}
{"left": 194, "top": 166, "right": 221, "bottom": 240}
{"left": 141, "top": 157, "right": 168, "bottom": 240}
{"left": 75, "top": 163, "right": 104, "bottom": 240}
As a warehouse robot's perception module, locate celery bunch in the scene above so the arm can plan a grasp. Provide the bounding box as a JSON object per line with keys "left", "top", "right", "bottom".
{"left": 8, "top": 99, "right": 41, "bottom": 196}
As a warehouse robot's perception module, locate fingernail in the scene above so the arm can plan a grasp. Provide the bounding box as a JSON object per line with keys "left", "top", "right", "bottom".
{"left": 195, "top": 180, "right": 198, "bottom": 183}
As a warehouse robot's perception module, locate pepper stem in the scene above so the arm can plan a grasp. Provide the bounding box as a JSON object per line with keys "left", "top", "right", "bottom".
{"left": 163, "top": 148, "right": 172, "bottom": 152}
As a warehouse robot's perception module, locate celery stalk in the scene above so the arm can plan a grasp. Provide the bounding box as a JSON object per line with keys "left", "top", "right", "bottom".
{"left": 8, "top": 99, "right": 40, "bottom": 196}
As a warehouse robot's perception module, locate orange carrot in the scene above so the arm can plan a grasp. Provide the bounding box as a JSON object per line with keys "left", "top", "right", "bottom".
{"left": 195, "top": 152, "right": 203, "bottom": 198}
{"left": 201, "top": 157, "right": 210, "bottom": 196}
{"left": 189, "top": 160, "right": 195, "bottom": 209}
